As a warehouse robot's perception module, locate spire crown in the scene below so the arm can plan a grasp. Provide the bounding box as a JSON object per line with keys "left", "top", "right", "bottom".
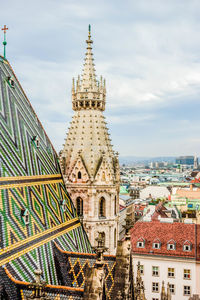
{"left": 86, "top": 24, "right": 92, "bottom": 44}
{"left": 1, "top": 25, "right": 8, "bottom": 59}
{"left": 71, "top": 26, "right": 106, "bottom": 111}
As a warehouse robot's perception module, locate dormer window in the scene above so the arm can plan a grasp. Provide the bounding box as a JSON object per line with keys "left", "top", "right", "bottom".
{"left": 7, "top": 76, "right": 15, "bottom": 88}
{"left": 168, "top": 244, "right": 175, "bottom": 250}
{"left": 153, "top": 242, "right": 161, "bottom": 249}
{"left": 60, "top": 200, "right": 67, "bottom": 212}
{"left": 32, "top": 135, "right": 40, "bottom": 148}
{"left": 167, "top": 240, "right": 176, "bottom": 250}
{"left": 183, "top": 245, "right": 191, "bottom": 251}
{"left": 21, "top": 209, "right": 29, "bottom": 225}
{"left": 152, "top": 238, "right": 161, "bottom": 249}
{"left": 183, "top": 241, "right": 192, "bottom": 252}
{"left": 137, "top": 241, "right": 144, "bottom": 248}
{"left": 137, "top": 238, "right": 145, "bottom": 248}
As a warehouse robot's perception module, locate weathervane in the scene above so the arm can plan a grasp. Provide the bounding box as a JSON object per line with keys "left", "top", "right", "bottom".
{"left": 1, "top": 25, "right": 8, "bottom": 59}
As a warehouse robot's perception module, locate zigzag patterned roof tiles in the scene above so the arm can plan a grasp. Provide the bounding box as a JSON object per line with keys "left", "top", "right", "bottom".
{"left": 0, "top": 55, "right": 95, "bottom": 298}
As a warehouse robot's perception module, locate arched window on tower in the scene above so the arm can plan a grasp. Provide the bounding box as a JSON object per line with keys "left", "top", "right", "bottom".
{"left": 76, "top": 197, "right": 83, "bottom": 217}
{"left": 114, "top": 196, "right": 117, "bottom": 215}
{"left": 114, "top": 228, "right": 116, "bottom": 248}
{"left": 99, "top": 197, "right": 106, "bottom": 218}
{"left": 77, "top": 171, "right": 82, "bottom": 179}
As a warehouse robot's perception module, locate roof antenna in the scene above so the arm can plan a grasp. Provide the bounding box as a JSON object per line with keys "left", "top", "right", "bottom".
{"left": 1, "top": 25, "right": 8, "bottom": 59}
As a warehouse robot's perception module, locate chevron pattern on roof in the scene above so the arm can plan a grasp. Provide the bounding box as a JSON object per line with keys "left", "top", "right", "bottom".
{"left": 0, "top": 55, "right": 92, "bottom": 287}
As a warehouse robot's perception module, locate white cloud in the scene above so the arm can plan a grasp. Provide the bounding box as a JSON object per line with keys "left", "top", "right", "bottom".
{"left": 1, "top": 0, "right": 200, "bottom": 155}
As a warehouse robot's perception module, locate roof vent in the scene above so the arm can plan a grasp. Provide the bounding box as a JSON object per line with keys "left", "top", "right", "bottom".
{"left": 21, "top": 208, "right": 29, "bottom": 225}
{"left": 7, "top": 76, "right": 15, "bottom": 88}
{"left": 31, "top": 136, "right": 40, "bottom": 148}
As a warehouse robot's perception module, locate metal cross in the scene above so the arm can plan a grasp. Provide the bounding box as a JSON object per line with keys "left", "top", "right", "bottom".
{"left": 1, "top": 25, "right": 8, "bottom": 33}
{"left": 1, "top": 25, "right": 8, "bottom": 59}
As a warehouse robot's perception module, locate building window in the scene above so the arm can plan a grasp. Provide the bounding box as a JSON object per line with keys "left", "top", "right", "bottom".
{"left": 183, "top": 286, "right": 191, "bottom": 296}
{"left": 153, "top": 242, "right": 160, "bottom": 249}
{"left": 99, "top": 197, "right": 106, "bottom": 217}
{"left": 76, "top": 197, "right": 83, "bottom": 217}
{"left": 152, "top": 282, "right": 159, "bottom": 293}
{"left": 184, "top": 269, "right": 191, "bottom": 280}
{"left": 169, "top": 284, "right": 175, "bottom": 294}
{"left": 167, "top": 243, "right": 176, "bottom": 250}
{"left": 183, "top": 244, "right": 192, "bottom": 251}
{"left": 77, "top": 171, "right": 82, "bottom": 179}
{"left": 152, "top": 298, "right": 159, "bottom": 300}
{"left": 168, "top": 268, "right": 175, "bottom": 278}
{"left": 152, "top": 266, "right": 159, "bottom": 276}
{"left": 140, "top": 264, "right": 144, "bottom": 275}
{"left": 137, "top": 241, "right": 145, "bottom": 248}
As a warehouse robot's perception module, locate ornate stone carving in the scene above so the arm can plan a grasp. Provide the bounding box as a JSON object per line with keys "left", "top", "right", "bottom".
{"left": 60, "top": 27, "right": 119, "bottom": 254}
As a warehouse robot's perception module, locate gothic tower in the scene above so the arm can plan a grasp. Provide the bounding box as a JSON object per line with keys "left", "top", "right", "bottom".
{"left": 60, "top": 26, "right": 120, "bottom": 254}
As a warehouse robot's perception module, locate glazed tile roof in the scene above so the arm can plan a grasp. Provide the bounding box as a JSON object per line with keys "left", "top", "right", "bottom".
{"left": 53, "top": 243, "right": 116, "bottom": 298}
{"left": 131, "top": 220, "right": 200, "bottom": 259}
{"left": 0, "top": 54, "right": 92, "bottom": 294}
{"left": 2, "top": 245, "right": 116, "bottom": 299}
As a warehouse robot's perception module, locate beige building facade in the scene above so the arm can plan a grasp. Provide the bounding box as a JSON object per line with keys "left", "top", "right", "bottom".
{"left": 60, "top": 27, "right": 120, "bottom": 254}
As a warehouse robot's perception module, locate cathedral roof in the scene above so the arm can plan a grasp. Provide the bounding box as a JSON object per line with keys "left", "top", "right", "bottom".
{"left": 0, "top": 54, "right": 93, "bottom": 290}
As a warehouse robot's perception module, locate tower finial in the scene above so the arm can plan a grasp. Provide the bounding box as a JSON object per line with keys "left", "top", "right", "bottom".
{"left": 1, "top": 25, "right": 8, "bottom": 59}
{"left": 88, "top": 24, "right": 91, "bottom": 38}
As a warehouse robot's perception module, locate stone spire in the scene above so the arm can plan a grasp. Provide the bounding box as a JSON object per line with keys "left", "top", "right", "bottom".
{"left": 60, "top": 26, "right": 119, "bottom": 255}
{"left": 110, "top": 214, "right": 135, "bottom": 299}
{"left": 81, "top": 24, "right": 97, "bottom": 90}
{"left": 83, "top": 232, "right": 107, "bottom": 300}
{"left": 134, "top": 262, "right": 146, "bottom": 300}
{"left": 72, "top": 25, "right": 106, "bottom": 111}
{"left": 27, "top": 269, "right": 49, "bottom": 300}
{"left": 160, "top": 281, "right": 171, "bottom": 300}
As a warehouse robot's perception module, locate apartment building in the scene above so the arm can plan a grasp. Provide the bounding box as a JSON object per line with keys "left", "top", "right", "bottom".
{"left": 131, "top": 219, "right": 200, "bottom": 300}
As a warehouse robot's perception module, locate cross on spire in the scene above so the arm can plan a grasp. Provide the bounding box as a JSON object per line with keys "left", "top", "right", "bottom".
{"left": 1, "top": 25, "right": 8, "bottom": 34}
{"left": 1, "top": 25, "right": 8, "bottom": 59}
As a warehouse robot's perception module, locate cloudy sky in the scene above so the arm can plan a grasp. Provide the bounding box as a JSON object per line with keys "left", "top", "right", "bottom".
{"left": 1, "top": 0, "right": 200, "bottom": 157}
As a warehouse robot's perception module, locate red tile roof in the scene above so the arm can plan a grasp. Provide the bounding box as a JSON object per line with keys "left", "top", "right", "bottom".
{"left": 151, "top": 202, "right": 168, "bottom": 220}
{"left": 119, "top": 204, "right": 126, "bottom": 211}
{"left": 131, "top": 220, "right": 200, "bottom": 260}
{"left": 135, "top": 204, "right": 146, "bottom": 211}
